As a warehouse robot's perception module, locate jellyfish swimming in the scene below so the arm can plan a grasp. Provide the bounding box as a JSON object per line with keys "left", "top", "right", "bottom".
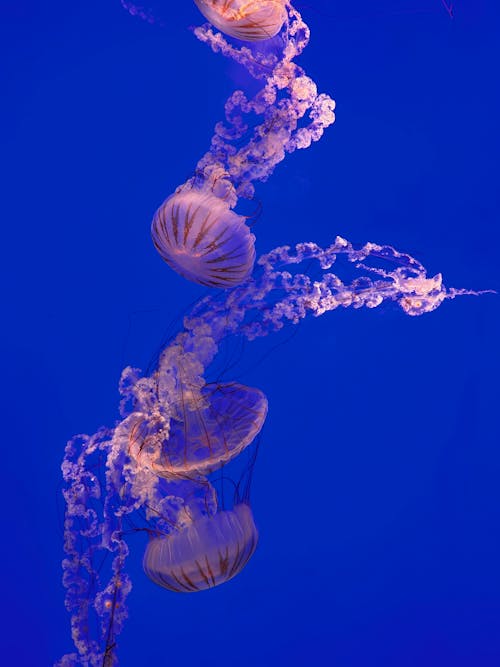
{"left": 151, "top": 2, "right": 336, "bottom": 286}
{"left": 151, "top": 186, "right": 256, "bottom": 288}
{"left": 143, "top": 502, "right": 258, "bottom": 592}
{"left": 193, "top": 0, "right": 288, "bottom": 41}
{"left": 128, "top": 380, "right": 268, "bottom": 477}
{"left": 58, "top": 232, "right": 481, "bottom": 666}
{"left": 57, "top": 1, "right": 488, "bottom": 665}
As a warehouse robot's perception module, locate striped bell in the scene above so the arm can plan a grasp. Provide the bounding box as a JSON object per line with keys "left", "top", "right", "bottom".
{"left": 151, "top": 188, "right": 256, "bottom": 288}
{"left": 193, "top": 0, "right": 287, "bottom": 42}
{"left": 143, "top": 504, "right": 258, "bottom": 592}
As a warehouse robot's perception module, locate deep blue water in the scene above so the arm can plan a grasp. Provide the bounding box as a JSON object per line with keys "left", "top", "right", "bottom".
{"left": 1, "top": 1, "right": 499, "bottom": 665}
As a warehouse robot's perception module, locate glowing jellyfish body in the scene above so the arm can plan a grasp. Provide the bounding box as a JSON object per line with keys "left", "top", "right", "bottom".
{"left": 58, "top": 235, "right": 479, "bottom": 665}
{"left": 152, "top": 189, "right": 256, "bottom": 287}
{"left": 129, "top": 382, "right": 268, "bottom": 476}
{"left": 143, "top": 503, "right": 258, "bottom": 592}
{"left": 150, "top": 2, "right": 335, "bottom": 286}
{"left": 193, "top": 0, "right": 287, "bottom": 41}
{"left": 58, "top": 0, "right": 486, "bottom": 663}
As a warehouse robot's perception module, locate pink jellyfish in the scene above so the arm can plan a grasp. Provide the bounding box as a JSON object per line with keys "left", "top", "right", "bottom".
{"left": 58, "top": 233, "right": 483, "bottom": 665}
{"left": 151, "top": 186, "right": 256, "bottom": 288}
{"left": 143, "top": 503, "right": 258, "bottom": 592}
{"left": 147, "top": 2, "right": 335, "bottom": 287}
{"left": 128, "top": 381, "right": 268, "bottom": 477}
{"left": 193, "top": 0, "right": 288, "bottom": 41}
{"left": 57, "top": 2, "right": 487, "bottom": 662}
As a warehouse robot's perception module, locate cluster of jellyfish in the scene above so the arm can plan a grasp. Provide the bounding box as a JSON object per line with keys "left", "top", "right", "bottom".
{"left": 58, "top": 2, "right": 481, "bottom": 665}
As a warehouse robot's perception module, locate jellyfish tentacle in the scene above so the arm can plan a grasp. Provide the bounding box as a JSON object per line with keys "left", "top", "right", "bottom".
{"left": 193, "top": 5, "right": 335, "bottom": 199}
{"left": 153, "top": 3, "right": 335, "bottom": 285}
{"left": 152, "top": 185, "right": 256, "bottom": 288}
{"left": 59, "top": 234, "right": 483, "bottom": 663}
{"left": 58, "top": 0, "right": 487, "bottom": 662}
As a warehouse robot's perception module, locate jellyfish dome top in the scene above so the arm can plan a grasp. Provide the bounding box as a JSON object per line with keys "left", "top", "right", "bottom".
{"left": 143, "top": 503, "right": 258, "bottom": 592}
{"left": 193, "top": 0, "right": 288, "bottom": 41}
{"left": 58, "top": 233, "right": 482, "bottom": 666}
{"left": 129, "top": 380, "right": 268, "bottom": 477}
{"left": 57, "top": 0, "right": 489, "bottom": 664}
{"left": 151, "top": 183, "right": 256, "bottom": 288}
{"left": 150, "top": 1, "right": 336, "bottom": 287}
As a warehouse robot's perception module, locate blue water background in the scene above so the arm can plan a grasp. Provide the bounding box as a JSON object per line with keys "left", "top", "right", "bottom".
{"left": 1, "top": 0, "right": 499, "bottom": 665}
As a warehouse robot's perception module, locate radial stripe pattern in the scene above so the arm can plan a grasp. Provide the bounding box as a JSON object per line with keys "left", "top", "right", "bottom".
{"left": 129, "top": 382, "right": 268, "bottom": 477}
{"left": 193, "top": 0, "right": 287, "bottom": 42}
{"left": 152, "top": 189, "right": 256, "bottom": 288}
{"left": 143, "top": 504, "right": 258, "bottom": 592}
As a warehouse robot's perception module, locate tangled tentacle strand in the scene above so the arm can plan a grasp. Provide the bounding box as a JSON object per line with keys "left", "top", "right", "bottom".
{"left": 58, "top": 233, "right": 484, "bottom": 665}
{"left": 194, "top": 3, "right": 336, "bottom": 200}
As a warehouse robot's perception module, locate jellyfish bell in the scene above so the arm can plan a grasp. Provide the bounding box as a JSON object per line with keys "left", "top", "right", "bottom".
{"left": 152, "top": 187, "right": 256, "bottom": 288}
{"left": 193, "top": 0, "right": 288, "bottom": 42}
{"left": 143, "top": 502, "right": 258, "bottom": 592}
{"left": 59, "top": 240, "right": 479, "bottom": 666}
{"left": 129, "top": 381, "right": 268, "bottom": 477}
{"left": 143, "top": 422, "right": 261, "bottom": 593}
{"left": 160, "top": 382, "right": 268, "bottom": 476}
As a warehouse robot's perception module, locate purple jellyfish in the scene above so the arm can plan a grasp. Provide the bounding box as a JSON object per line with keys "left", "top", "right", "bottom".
{"left": 58, "top": 233, "right": 482, "bottom": 666}
{"left": 147, "top": 2, "right": 335, "bottom": 287}
{"left": 57, "top": 3, "right": 488, "bottom": 665}
{"left": 193, "top": 0, "right": 288, "bottom": 41}
{"left": 143, "top": 502, "right": 258, "bottom": 592}
{"left": 129, "top": 381, "right": 268, "bottom": 477}
{"left": 151, "top": 186, "right": 256, "bottom": 288}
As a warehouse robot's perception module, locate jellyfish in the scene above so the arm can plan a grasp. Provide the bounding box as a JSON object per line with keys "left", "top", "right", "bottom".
{"left": 151, "top": 184, "right": 256, "bottom": 288}
{"left": 148, "top": 2, "right": 335, "bottom": 286}
{"left": 191, "top": 3, "right": 336, "bottom": 199}
{"left": 58, "top": 232, "right": 482, "bottom": 665}
{"left": 128, "top": 381, "right": 268, "bottom": 477}
{"left": 193, "top": 0, "right": 288, "bottom": 42}
{"left": 58, "top": 2, "right": 488, "bottom": 665}
{"left": 143, "top": 503, "right": 258, "bottom": 592}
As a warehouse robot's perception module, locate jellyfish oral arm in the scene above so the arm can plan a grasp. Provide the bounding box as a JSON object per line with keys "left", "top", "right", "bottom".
{"left": 182, "top": 237, "right": 486, "bottom": 347}
{"left": 57, "top": 0, "right": 489, "bottom": 663}
{"left": 193, "top": 5, "right": 336, "bottom": 201}
{"left": 58, "top": 233, "right": 486, "bottom": 664}
{"left": 151, "top": 3, "right": 336, "bottom": 287}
